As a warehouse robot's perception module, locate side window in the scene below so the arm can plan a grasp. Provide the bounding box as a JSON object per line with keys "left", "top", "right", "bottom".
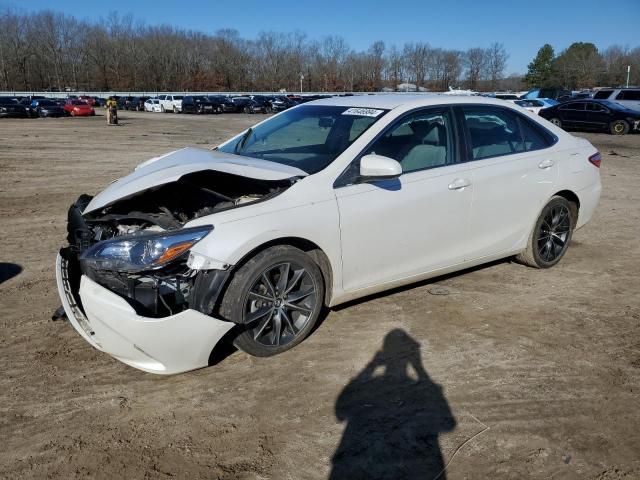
{"left": 617, "top": 90, "right": 640, "bottom": 101}
{"left": 364, "top": 109, "right": 453, "bottom": 173}
{"left": 517, "top": 116, "right": 553, "bottom": 152}
{"left": 560, "top": 102, "right": 584, "bottom": 111}
{"left": 586, "top": 103, "right": 605, "bottom": 112}
{"left": 462, "top": 106, "right": 524, "bottom": 160}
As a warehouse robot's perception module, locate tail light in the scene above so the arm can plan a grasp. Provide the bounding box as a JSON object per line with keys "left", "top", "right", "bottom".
{"left": 588, "top": 152, "right": 601, "bottom": 168}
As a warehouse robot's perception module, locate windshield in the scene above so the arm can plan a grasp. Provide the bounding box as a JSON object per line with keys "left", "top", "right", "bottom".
{"left": 218, "top": 104, "right": 387, "bottom": 174}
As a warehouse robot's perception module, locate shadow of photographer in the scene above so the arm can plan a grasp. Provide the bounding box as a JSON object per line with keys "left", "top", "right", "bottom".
{"left": 330, "top": 329, "right": 456, "bottom": 480}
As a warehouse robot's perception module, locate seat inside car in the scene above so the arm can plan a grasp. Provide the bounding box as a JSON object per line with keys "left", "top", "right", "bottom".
{"left": 398, "top": 120, "right": 447, "bottom": 172}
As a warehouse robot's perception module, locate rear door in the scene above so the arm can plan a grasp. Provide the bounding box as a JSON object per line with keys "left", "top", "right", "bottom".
{"left": 459, "top": 105, "right": 559, "bottom": 260}
{"left": 586, "top": 102, "right": 611, "bottom": 130}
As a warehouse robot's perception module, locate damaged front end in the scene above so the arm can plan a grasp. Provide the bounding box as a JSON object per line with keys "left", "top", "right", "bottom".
{"left": 55, "top": 166, "right": 297, "bottom": 373}
{"left": 64, "top": 170, "right": 293, "bottom": 318}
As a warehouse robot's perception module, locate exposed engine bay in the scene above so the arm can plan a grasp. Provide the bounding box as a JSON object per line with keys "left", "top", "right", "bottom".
{"left": 62, "top": 170, "right": 295, "bottom": 319}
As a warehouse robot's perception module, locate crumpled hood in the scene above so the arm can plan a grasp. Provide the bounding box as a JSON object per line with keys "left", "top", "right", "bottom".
{"left": 84, "top": 147, "right": 307, "bottom": 213}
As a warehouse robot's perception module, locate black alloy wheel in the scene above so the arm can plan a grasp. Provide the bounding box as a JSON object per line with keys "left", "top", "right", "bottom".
{"left": 244, "top": 261, "right": 318, "bottom": 348}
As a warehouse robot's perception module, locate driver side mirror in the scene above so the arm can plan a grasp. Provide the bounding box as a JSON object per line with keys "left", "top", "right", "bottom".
{"left": 359, "top": 154, "right": 402, "bottom": 181}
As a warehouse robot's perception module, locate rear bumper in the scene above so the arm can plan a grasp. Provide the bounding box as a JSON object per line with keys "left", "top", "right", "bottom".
{"left": 55, "top": 253, "right": 234, "bottom": 374}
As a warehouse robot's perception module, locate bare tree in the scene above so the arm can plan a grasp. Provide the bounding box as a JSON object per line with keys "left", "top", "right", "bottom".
{"left": 485, "top": 42, "right": 508, "bottom": 89}
{"left": 465, "top": 47, "right": 486, "bottom": 90}
{"left": 403, "top": 42, "right": 431, "bottom": 89}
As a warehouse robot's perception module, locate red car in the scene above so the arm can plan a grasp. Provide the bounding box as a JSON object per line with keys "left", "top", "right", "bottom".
{"left": 78, "top": 95, "right": 96, "bottom": 106}
{"left": 64, "top": 99, "right": 95, "bottom": 117}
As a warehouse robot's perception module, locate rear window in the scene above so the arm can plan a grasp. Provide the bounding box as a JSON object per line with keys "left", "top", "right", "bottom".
{"left": 615, "top": 90, "right": 640, "bottom": 101}
{"left": 594, "top": 89, "right": 614, "bottom": 99}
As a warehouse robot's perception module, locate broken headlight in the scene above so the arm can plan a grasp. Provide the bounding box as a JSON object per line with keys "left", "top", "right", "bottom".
{"left": 80, "top": 225, "right": 212, "bottom": 273}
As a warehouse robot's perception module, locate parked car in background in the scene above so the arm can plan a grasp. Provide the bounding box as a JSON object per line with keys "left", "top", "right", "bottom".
{"left": 0, "top": 96, "right": 28, "bottom": 118}
{"left": 521, "top": 87, "right": 572, "bottom": 102}
{"left": 31, "top": 98, "right": 66, "bottom": 117}
{"left": 231, "top": 96, "right": 264, "bottom": 113}
{"left": 487, "top": 92, "right": 520, "bottom": 101}
{"left": 514, "top": 98, "right": 558, "bottom": 115}
{"left": 593, "top": 88, "right": 640, "bottom": 112}
{"left": 539, "top": 99, "right": 640, "bottom": 135}
{"left": 182, "top": 95, "right": 220, "bottom": 114}
{"left": 117, "top": 96, "right": 134, "bottom": 110}
{"left": 126, "top": 96, "right": 151, "bottom": 111}
{"left": 570, "top": 91, "right": 593, "bottom": 100}
{"left": 79, "top": 95, "right": 97, "bottom": 106}
{"left": 158, "top": 94, "right": 184, "bottom": 113}
{"left": 19, "top": 98, "right": 39, "bottom": 118}
{"left": 93, "top": 97, "right": 106, "bottom": 107}
{"left": 208, "top": 95, "right": 236, "bottom": 112}
{"left": 55, "top": 94, "right": 601, "bottom": 374}
{"left": 64, "top": 99, "right": 95, "bottom": 117}
{"left": 270, "top": 95, "right": 297, "bottom": 112}
{"left": 249, "top": 95, "right": 273, "bottom": 113}
{"left": 144, "top": 98, "right": 162, "bottom": 112}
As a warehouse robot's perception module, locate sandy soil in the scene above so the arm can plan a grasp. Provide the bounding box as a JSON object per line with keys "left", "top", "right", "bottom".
{"left": 1, "top": 111, "right": 639, "bottom": 480}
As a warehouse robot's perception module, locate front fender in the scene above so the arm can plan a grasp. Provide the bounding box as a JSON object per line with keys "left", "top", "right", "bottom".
{"left": 187, "top": 198, "right": 343, "bottom": 303}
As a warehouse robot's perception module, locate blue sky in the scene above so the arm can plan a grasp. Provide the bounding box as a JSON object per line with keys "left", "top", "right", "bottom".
{"left": 3, "top": 0, "right": 639, "bottom": 74}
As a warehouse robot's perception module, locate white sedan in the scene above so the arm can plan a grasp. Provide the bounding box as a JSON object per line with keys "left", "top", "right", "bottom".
{"left": 55, "top": 95, "right": 601, "bottom": 374}
{"left": 144, "top": 98, "right": 161, "bottom": 112}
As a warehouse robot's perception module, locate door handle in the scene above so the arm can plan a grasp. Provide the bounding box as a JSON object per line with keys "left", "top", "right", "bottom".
{"left": 538, "top": 159, "right": 555, "bottom": 169}
{"left": 448, "top": 178, "right": 471, "bottom": 190}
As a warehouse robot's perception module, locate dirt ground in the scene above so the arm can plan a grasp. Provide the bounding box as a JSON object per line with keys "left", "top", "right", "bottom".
{"left": 1, "top": 111, "right": 639, "bottom": 480}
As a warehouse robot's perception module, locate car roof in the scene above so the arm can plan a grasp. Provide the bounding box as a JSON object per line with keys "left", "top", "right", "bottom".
{"left": 309, "top": 93, "right": 522, "bottom": 110}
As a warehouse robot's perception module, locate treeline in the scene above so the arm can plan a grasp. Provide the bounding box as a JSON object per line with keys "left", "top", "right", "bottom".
{"left": 0, "top": 9, "right": 511, "bottom": 92}
{"left": 1, "top": 9, "right": 637, "bottom": 93}
{"left": 525, "top": 43, "right": 640, "bottom": 90}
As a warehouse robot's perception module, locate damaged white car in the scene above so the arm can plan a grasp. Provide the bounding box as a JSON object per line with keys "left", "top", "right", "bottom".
{"left": 56, "top": 95, "right": 602, "bottom": 374}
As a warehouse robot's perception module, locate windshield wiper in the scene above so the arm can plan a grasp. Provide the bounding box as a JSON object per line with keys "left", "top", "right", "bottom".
{"left": 235, "top": 127, "right": 253, "bottom": 154}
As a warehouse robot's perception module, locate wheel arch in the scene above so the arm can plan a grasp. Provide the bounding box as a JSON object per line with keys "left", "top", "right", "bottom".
{"left": 553, "top": 189, "right": 580, "bottom": 210}
{"left": 228, "top": 236, "right": 334, "bottom": 307}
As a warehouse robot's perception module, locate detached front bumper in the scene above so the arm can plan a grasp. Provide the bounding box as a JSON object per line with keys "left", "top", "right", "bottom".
{"left": 55, "top": 253, "right": 234, "bottom": 374}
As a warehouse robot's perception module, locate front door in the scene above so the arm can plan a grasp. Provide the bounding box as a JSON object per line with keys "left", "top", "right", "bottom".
{"left": 335, "top": 107, "right": 473, "bottom": 292}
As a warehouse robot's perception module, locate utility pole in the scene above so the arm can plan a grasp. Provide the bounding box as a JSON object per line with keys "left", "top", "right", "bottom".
{"left": 300, "top": 73, "right": 304, "bottom": 93}
{"left": 626, "top": 65, "right": 631, "bottom": 88}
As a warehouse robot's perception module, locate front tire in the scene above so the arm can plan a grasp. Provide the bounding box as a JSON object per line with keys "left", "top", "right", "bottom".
{"left": 549, "top": 117, "right": 562, "bottom": 128}
{"left": 610, "top": 120, "right": 629, "bottom": 135}
{"left": 516, "top": 196, "right": 576, "bottom": 268}
{"left": 220, "top": 246, "right": 325, "bottom": 357}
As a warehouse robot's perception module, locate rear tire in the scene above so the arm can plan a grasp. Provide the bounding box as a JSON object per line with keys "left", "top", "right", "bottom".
{"left": 610, "top": 120, "right": 629, "bottom": 135}
{"left": 220, "top": 246, "right": 325, "bottom": 357}
{"left": 516, "top": 196, "right": 577, "bottom": 268}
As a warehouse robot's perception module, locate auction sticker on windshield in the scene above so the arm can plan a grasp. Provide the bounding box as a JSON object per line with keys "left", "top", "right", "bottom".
{"left": 342, "top": 107, "right": 384, "bottom": 117}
